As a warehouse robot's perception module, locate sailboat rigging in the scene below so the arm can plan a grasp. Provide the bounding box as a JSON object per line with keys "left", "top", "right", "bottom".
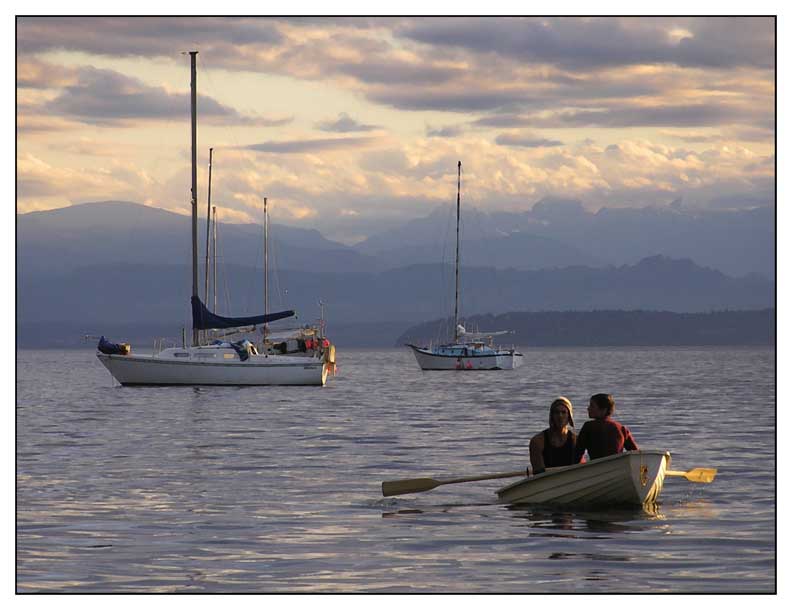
{"left": 96, "top": 51, "right": 336, "bottom": 385}
{"left": 406, "top": 161, "right": 523, "bottom": 371}
{"left": 204, "top": 147, "right": 214, "bottom": 308}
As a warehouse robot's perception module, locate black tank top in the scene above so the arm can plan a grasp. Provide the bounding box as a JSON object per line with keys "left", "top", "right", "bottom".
{"left": 542, "top": 429, "right": 577, "bottom": 467}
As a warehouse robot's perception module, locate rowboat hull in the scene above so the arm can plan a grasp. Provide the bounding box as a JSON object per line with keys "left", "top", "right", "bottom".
{"left": 497, "top": 450, "right": 670, "bottom": 508}
{"left": 407, "top": 344, "right": 523, "bottom": 370}
{"left": 98, "top": 349, "right": 328, "bottom": 386}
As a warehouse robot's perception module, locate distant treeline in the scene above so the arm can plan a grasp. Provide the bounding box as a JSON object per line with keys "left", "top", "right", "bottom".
{"left": 397, "top": 309, "right": 775, "bottom": 347}
{"left": 17, "top": 309, "right": 774, "bottom": 349}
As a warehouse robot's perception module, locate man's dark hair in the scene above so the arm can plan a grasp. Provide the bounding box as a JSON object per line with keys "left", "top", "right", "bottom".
{"left": 590, "top": 393, "right": 615, "bottom": 416}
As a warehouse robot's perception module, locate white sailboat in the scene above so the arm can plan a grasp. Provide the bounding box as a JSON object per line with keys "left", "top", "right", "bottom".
{"left": 406, "top": 162, "right": 523, "bottom": 371}
{"left": 97, "top": 51, "right": 335, "bottom": 386}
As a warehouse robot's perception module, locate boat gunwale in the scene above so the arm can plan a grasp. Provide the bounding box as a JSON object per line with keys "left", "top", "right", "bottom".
{"left": 496, "top": 450, "right": 671, "bottom": 497}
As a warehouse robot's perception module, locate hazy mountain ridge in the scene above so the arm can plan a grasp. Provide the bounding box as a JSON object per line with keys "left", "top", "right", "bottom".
{"left": 17, "top": 201, "right": 383, "bottom": 274}
{"left": 16, "top": 200, "right": 775, "bottom": 347}
{"left": 17, "top": 255, "right": 773, "bottom": 347}
{"left": 354, "top": 197, "right": 774, "bottom": 277}
{"left": 17, "top": 199, "right": 775, "bottom": 277}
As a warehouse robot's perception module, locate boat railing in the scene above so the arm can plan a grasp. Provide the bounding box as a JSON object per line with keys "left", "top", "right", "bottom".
{"left": 153, "top": 337, "right": 178, "bottom": 355}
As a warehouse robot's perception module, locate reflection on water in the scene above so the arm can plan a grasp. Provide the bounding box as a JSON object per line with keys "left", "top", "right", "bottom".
{"left": 549, "top": 552, "right": 632, "bottom": 562}
{"left": 485, "top": 501, "right": 665, "bottom": 537}
{"left": 16, "top": 347, "right": 775, "bottom": 593}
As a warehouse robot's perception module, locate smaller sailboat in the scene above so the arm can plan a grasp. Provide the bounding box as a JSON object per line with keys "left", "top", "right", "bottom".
{"left": 406, "top": 162, "right": 523, "bottom": 371}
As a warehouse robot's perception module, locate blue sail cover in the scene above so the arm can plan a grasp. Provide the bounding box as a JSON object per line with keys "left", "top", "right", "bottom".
{"left": 191, "top": 296, "right": 294, "bottom": 330}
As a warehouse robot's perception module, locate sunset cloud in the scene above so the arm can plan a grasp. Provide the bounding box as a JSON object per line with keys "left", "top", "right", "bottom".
{"left": 316, "top": 112, "right": 379, "bottom": 133}
{"left": 15, "top": 16, "right": 775, "bottom": 244}
{"left": 245, "top": 136, "right": 380, "bottom": 154}
{"left": 16, "top": 16, "right": 283, "bottom": 58}
{"left": 496, "top": 132, "right": 564, "bottom": 148}
{"left": 399, "top": 17, "right": 774, "bottom": 70}
{"left": 17, "top": 153, "right": 157, "bottom": 210}
{"left": 33, "top": 66, "right": 282, "bottom": 127}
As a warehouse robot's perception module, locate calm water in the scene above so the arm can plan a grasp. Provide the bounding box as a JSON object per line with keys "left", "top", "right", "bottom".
{"left": 16, "top": 347, "right": 775, "bottom": 593}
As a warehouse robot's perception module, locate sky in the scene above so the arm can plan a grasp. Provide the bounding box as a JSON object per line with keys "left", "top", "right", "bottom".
{"left": 16, "top": 16, "right": 775, "bottom": 244}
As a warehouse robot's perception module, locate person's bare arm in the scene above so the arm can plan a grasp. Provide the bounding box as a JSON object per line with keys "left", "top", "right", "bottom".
{"left": 622, "top": 425, "right": 639, "bottom": 451}
{"left": 529, "top": 433, "right": 545, "bottom": 475}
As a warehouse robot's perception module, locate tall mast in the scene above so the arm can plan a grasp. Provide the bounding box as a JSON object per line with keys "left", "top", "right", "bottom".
{"left": 212, "top": 205, "right": 218, "bottom": 313}
{"left": 454, "top": 160, "right": 461, "bottom": 343}
{"left": 204, "top": 147, "right": 213, "bottom": 305}
{"left": 189, "top": 50, "right": 199, "bottom": 347}
{"left": 264, "top": 197, "right": 269, "bottom": 320}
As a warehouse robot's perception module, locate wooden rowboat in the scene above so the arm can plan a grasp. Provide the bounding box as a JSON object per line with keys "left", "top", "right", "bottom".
{"left": 496, "top": 450, "right": 671, "bottom": 508}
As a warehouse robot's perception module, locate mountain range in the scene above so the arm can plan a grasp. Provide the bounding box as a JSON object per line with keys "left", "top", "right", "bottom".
{"left": 356, "top": 197, "right": 774, "bottom": 277}
{"left": 18, "top": 199, "right": 775, "bottom": 277}
{"left": 17, "top": 201, "right": 380, "bottom": 274}
{"left": 16, "top": 200, "right": 775, "bottom": 347}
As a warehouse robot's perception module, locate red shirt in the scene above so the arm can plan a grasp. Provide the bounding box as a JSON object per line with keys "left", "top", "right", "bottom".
{"left": 574, "top": 417, "right": 639, "bottom": 462}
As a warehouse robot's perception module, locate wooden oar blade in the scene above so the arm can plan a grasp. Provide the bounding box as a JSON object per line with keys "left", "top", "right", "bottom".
{"left": 685, "top": 468, "right": 717, "bottom": 483}
{"left": 667, "top": 468, "right": 718, "bottom": 483}
{"left": 382, "top": 477, "right": 440, "bottom": 497}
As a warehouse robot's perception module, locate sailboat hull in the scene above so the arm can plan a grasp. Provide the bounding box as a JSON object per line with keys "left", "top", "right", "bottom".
{"left": 407, "top": 345, "right": 523, "bottom": 370}
{"left": 98, "top": 351, "right": 328, "bottom": 386}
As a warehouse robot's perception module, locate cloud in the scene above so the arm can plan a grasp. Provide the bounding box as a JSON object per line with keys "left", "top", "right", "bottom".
{"left": 398, "top": 17, "right": 774, "bottom": 70}
{"left": 244, "top": 136, "right": 379, "bottom": 153}
{"left": 17, "top": 16, "right": 282, "bottom": 58}
{"left": 658, "top": 127, "right": 773, "bottom": 145}
{"left": 15, "top": 17, "right": 775, "bottom": 242}
{"left": 367, "top": 88, "right": 538, "bottom": 112}
{"left": 426, "top": 124, "right": 466, "bottom": 138}
{"left": 16, "top": 18, "right": 773, "bottom": 133}
{"left": 38, "top": 66, "right": 282, "bottom": 127}
{"left": 357, "top": 148, "right": 410, "bottom": 174}
{"left": 659, "top": 129, "right": 727, "bottom": 143}
{"left": 316, "top": 112, "right": 379, "bottom": 133}
{"left": 496, "top": 133, "right": 563, "bottom": 148}
{"left": 532, "top": 103, "right": 761, "bottom": 128}
{"left": 17, "top": 112, "right": 79, "bottom": 134}
{"left": 338, "top": 59, "right": 461, "bottom": 84}
{"left": 18, "top": 128, "right": 775, "bottom": 247}
{"left": 471, "top": 114, "right": 535, "bottom": 128}
{"left": 17, "top": 58, "right": 80, "bottom": 89}
{"left": 17, "top": 152, "right": 156, "bottom": 205}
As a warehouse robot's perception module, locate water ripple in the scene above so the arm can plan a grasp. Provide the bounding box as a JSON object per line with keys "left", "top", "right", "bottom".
{"left": 16, "top": 346, "right": 775, "bottom": 592}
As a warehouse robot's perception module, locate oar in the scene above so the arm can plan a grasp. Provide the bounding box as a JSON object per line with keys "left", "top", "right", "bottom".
{"left": 666, "top": 467, "right": 717, "bottom": 483}
{"left": 382, "top": 470, "right": 525, "bottom": 497}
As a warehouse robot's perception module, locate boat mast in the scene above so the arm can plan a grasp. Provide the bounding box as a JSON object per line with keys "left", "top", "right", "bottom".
{"left": 263, "top": 197, "right": 269, "bottom": 333}
{"left": 454, "top": 160, "right": 461, "bottom": 343}
{"left": 189, "top": 50, "right": 199, "bottom": 347}
{"left": 204, "top": 147, "right": 213, "bottom": 305}
{"left": 212, "top": 205, "right": 217, "bottom": 313}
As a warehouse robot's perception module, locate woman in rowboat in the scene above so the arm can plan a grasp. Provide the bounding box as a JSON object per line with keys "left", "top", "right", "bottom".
{"left": 574, "top": 393, "right": 639, "bottom": 462}
{"left": 528, "top": 396, "right": 581, "bottom": 475}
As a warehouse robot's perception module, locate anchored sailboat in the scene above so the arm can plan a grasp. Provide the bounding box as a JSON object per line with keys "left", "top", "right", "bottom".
{"left": 97, "top": 51, "right": 335, "bottom": 386}
{"left": 406, "top": 162, "right": 523, "bottom": 371}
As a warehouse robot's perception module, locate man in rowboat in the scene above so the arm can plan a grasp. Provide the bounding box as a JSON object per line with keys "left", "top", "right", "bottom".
{"left": 574, "top": 393, "right": 639, "bottom": 462}
{"left": 528, "top": 396, "right": 581, "bottom": 475}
